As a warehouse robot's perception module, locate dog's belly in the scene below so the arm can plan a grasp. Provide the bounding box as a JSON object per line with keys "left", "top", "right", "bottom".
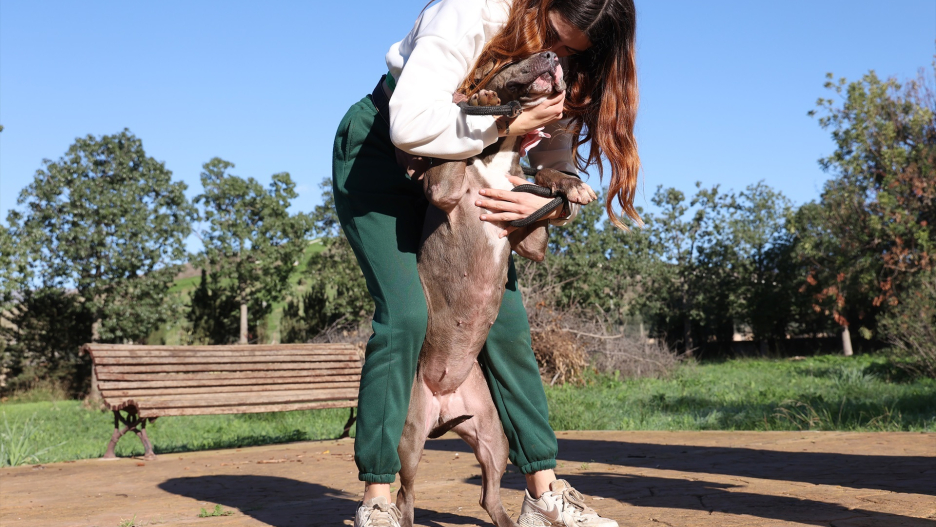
{"left": 417, "top": 196, "right": 512, "bottom": 394}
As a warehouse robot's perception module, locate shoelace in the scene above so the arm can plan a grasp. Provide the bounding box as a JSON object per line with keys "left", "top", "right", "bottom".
{"left": 364, "top": 502, "right": 401, "bottom": 527}
{"left": 560, "top": 487, "right": 599, "bottom": 518}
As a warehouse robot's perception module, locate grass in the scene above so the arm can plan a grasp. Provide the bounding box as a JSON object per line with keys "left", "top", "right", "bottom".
{"left": 1, "top": 355, "right": 933, "bottom": 466}
{"left": 0, "top": 402, "right": 354, "bottom": 465}
{"left": 547, "top": 354, "right": 936, "bottom": 432}
{"left": 198, "top": 505, "right": 234, "bottom": 517}
{"left": 0, "top": 412, "right": 66, "bottom": 466}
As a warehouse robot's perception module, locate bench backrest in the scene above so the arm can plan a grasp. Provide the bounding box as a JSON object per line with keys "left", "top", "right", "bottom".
{"left": 82, "top": 344, "right": 362, "bottom": 418}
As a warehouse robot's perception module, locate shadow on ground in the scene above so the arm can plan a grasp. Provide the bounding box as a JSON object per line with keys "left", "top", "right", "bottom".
{"left": 425, "top": 437, "right": 936, "bottom": 496}
{"left": 559, "top": 472, "right": 936, "bottom": 527}
{"left": 159, "top": 475, "right": 482, "bottom": 527}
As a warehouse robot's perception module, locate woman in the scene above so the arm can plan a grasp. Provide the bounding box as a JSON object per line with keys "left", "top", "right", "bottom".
{"left": 331, "top": 0, "right": 640, "bottom": 526}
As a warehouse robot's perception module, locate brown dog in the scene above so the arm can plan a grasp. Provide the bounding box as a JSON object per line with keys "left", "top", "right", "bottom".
{"left": 395, "top": 51, "right": 593, "bottom": 527}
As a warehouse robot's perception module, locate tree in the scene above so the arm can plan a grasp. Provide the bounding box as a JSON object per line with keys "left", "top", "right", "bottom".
{"left": 193, "top": 158, "right": 313, "bottom": 344}
{"left": 186, "top": 268, "right": 240, "bottom": 345}
{"left": 628, "top": 184, "right": 739, "bottom": 353}
{"left": 727, "top": 182, "right": 797, "bottom": 351}
{"left": 281, "top": 178, "right": 373, "bottom": 342}
{"left": 6, "top": 129, "right": 193, "bottom": 342}
{"left": 801, "top": 69, "right": 936, "bottom": 354}
{"left": 2, "top": 129, "right": 194, "bottom": 391}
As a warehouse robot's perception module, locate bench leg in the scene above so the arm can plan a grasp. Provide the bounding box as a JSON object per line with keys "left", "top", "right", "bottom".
{"left": 132, "top": 419, "right": 157, "bottom": 460}
{"left": 103, "top": 411, "right": 125, "bottom": 459}
{"left": 102, "top": 410, "right": 157, "bottom": 460}
{"left": 340, "top": 408, "right": 356, "bottom": 439}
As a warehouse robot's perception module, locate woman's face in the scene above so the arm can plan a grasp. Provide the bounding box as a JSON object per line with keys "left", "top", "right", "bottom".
{"left": 546, "top": 11, "right": 592, "bottom": 58}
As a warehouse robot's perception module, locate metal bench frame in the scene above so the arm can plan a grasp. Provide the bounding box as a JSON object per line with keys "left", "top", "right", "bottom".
{"left": 82, "top": 343, "right": 362, "bottom": 460}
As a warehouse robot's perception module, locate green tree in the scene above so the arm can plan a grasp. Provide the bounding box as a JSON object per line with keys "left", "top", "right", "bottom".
{"left": 193, "top": 158, "right": 313, "bottom": 344}
{"left": 727, "top": 182, "right": 797, "bottom": 350}
{"left": 633, "top": 184, "right": 738, "bottom": 352}
{"left": 281, "top": 178, "right": 373, "bottom": 342}
{"left": 2, "top": 129, "right": 194, "bottom": 390}
{"left": 800, "top": 69, "right": 935, "bottom": 354}
{"left": 186, "top": 268, "right": 240, "bottom": 345}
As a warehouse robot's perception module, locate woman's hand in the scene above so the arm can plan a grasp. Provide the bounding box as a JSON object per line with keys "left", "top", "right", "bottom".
{"left": 477, "top": 175, "right": 568, "bottom": 238}
{"left": 498, "top": 91, "right": 565, "bottom": 137}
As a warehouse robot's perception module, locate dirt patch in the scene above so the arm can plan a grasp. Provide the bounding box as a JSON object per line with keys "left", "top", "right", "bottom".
{"left": 2, "top": 431, "right": 934, "bottom": 526}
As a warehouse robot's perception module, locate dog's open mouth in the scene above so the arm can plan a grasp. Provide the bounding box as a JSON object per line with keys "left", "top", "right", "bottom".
{"left": 529, "top": 63, "right": 564, "bottom": 95}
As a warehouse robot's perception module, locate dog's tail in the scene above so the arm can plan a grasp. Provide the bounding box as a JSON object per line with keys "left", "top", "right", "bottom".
{"left": 428, "top": 415, "right": 473, "bottom": 439}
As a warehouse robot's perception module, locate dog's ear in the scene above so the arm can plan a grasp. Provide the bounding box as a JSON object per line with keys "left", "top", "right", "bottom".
{"left": 508, "top": 222, "right": 548, "bottom": 262}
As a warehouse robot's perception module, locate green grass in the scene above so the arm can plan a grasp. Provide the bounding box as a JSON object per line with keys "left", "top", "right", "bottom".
{"left": 198, "top": 505, "right": 234, "bottom": 517}
{"left": 547, "top": 354, "right": 936, "bottom": 432}
{"left": 1, "top": 355, "right": 933, "bottom": 466}
{"left": 0, "top": 402, "right": 354, "bottom": 465}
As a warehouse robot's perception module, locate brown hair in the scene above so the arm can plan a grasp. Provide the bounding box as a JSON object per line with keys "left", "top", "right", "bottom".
{"left": 460, "top": 0, "right": 641, "bottom": 229}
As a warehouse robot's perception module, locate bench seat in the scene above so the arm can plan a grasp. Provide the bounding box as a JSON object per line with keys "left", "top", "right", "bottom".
{"left": 82, "top": 343, "right": 362, "bottom": 459}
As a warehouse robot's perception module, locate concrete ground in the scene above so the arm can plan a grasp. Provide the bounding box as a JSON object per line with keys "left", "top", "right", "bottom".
{"left": 1, "top": 431, "right": 934, "bottom": 527}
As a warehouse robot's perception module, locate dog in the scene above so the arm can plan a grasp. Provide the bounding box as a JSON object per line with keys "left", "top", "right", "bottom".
{"left": 395, "top": 51, "right": 593, "bottom": 527}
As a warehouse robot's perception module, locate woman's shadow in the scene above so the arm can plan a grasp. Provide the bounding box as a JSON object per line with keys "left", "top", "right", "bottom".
{"left": 159, "top": 475, "right": 484, "bottom": 527}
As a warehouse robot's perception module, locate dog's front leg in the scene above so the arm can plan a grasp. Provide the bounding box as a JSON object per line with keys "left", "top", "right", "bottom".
{"left": 508, "top": 223, "right": 548, "bottom": 262}
{"left": 534, "top": 168, "right": 596, "bottom": 206}
{"left": 422, "top": 160, "right": 469, "bottom": 213}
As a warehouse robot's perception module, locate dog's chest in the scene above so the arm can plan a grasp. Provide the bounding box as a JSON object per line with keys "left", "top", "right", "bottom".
{"left": 467, "top": 137, "right": 518, "bottom": 250}
{"left": 469, "top": 137, "right": 517, "bottom": 191}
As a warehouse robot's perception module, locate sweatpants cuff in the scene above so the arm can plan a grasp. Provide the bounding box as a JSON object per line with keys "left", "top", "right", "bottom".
{"left": 519, "top": 459, "right": 557, "bottom": 475}
{"left": 359, "top": 473, "right": 396, "bottom": 483}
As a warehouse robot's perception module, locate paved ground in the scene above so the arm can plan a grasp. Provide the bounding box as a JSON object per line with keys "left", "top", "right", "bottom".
{"left": 2, "top": 431, "right": 935, "bottom": 527}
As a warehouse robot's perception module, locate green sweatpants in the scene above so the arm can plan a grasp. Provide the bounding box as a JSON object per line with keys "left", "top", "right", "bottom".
{"left": 332, "top": 93, "right": 558, "bottom": 483}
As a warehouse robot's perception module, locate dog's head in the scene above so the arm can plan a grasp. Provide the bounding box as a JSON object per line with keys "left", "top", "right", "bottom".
{"left": 482, "top": 51, "right": 566, "bottom": 108}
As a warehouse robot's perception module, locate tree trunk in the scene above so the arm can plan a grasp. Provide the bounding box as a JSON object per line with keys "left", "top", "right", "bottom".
{"left": 240, "top": 302, "right": 248, "bottom": 344}
{"left": 683, "top": 317, "right": 693, "bottom": 356}
{"left": 841, "top": 326, "right": 854, "bottom": 357}
{"left": 682, "top": 287, "right": 693, "bottom": 355}
{"left": 87, "top": 317, "right": 103, "bottom": 404}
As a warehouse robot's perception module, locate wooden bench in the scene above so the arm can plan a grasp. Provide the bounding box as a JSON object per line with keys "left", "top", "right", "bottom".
{"left": 81, "top": 343, "right": 362, "bottom": 460}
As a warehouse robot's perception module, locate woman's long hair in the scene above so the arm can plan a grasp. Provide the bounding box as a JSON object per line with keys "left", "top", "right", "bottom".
{"left": 459, "top": 0, "right": 640, "bottom": 229}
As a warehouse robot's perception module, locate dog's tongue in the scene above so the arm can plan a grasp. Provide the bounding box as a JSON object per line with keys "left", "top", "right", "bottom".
{"left": 554, "top": 63, "right": 563, "bottom": 85}
{"left": 520, "top": 127, "right": 551, "bottom": 157}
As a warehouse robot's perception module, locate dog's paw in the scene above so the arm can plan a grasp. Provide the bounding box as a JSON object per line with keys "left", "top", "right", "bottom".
{"left": 535, "top": 169, "right": 597, "bottom": 205}
{"left": 469, "top": 89, "right": 501, "bottom": 107}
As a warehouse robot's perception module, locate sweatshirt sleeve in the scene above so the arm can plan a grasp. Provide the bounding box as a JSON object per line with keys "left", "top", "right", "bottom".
{"left": 526, "top": 119, "right": 578, "bottom": 175}
{"left": 388, "top": 15, "right": 500, "bottom": 159}
{"left": 526, "top": 119, "right": 582, "bottom": 226}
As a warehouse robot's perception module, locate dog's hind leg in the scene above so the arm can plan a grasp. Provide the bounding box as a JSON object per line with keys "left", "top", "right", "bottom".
{"left": 396, "top": 373, "right": 434, "bottom": 527}
{"left": 451, "top": 364, "right": 518, "bottom": 527}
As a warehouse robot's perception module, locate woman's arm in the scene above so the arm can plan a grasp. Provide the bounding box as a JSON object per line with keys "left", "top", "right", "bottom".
{"left": 387, "top": 1, "right": 500, "bottom": 159}
{"left": 527, "top": 119, "right": 579, "bottom": 225}
{"left": 387, "top": 0, "right": 570, "bottom": 159}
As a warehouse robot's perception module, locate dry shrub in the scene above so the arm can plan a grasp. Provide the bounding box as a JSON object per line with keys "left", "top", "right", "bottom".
{"left": 307, "top": 317, "right": 371, "bottom": 360}
{"left": 518, "top": 259, "right": 680, "bottom": 382}
{"left": 530, "top": 309, "right": 680, "bottom": 381}
{"left": 583, "top": 329, "right": 681, "bottom": 379}
{"left": 531, "top": 322, "right": 589, "bottom": 386}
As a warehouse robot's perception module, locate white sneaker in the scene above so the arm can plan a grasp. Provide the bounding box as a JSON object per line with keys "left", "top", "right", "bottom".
{"left": 354, "top": 496, "right": 402, "bottom": 527}
{"left": 517, "top": 480, "right": 618, "bottom": 527}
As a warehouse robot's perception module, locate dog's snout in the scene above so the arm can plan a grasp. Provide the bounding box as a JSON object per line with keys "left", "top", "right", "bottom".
{"left": 542, "top": 51, "right": 557, "bottom": 62}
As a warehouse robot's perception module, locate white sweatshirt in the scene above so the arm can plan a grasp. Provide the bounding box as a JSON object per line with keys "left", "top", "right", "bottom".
{"left": 385, "top": 0, "right": 578, "bottom": 177}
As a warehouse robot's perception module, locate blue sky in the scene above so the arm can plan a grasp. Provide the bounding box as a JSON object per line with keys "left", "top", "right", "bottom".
{"left": 2, "top": 1, "right": 933, "bottom": 242}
